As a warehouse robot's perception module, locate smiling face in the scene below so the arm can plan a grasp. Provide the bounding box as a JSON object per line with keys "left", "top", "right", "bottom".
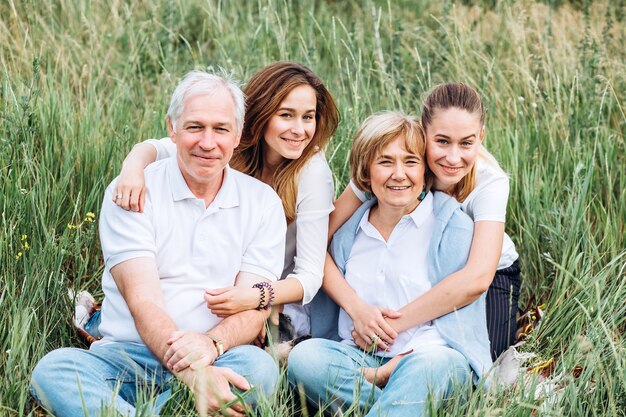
{"left": 424, "top": 107, "right": 484, "bottom": 193}
{"left": 168, "top": 86, "right": 240, "bottom": 192}
{"left": 369, "top": 136, "right": 426, "bottom": 214}
{"left": 262, "top": 84, "right": 317, "bottom": 166}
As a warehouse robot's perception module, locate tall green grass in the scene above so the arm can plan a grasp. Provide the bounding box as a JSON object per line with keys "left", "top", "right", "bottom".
{"left": 1, "top": 0, "right": 624, "bottom": 415}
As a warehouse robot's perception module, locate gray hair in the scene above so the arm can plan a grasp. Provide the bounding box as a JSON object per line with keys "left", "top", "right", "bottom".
{"left": 167, "top": 70, "right": 245, "bottom": 135}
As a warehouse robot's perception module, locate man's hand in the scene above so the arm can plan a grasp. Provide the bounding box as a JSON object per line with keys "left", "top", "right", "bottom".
{"left": 205, "top": 286, "right": 261, "bottom": 317}
{"left": 177, "top": 366, "right": 251, "bottom": 417}
{"left": 349, "top": 302, "right": 401, "bottom": 351}
{"left": 164, "top": 331, "right": 218, "bottom": 373}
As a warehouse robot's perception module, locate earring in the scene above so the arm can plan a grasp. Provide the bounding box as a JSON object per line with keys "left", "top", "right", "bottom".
{"left": 418, "top": 188, "right": 427, "bottom": 201}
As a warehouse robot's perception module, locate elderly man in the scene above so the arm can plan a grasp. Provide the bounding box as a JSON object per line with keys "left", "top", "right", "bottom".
{"left": 30, "top": 71, "right": 286, "bottom": 416}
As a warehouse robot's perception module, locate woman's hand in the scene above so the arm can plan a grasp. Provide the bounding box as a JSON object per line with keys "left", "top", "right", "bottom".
{"left": 204, "top": 286, "right": 261, "bottom": 318}
{"left": 349, "top": 301, "right": 401, "bottom": 351}
{"left": 113, "top": 160, "right": 147, "bottom": 212}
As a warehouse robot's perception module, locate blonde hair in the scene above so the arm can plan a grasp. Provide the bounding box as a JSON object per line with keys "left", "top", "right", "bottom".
{"left": 230, "top": 62, "right": 340, "bottom": 223}
{"left": 421, "top": 82, "right": 485, "bottom": 202}
{"left": 350, "top": 111, "right": 432, "bottom": 194}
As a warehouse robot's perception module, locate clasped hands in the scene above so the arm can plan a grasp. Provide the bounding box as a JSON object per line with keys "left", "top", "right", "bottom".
{"left": 165, "top": 331, "right": 250, "bottom": 417}
{"left": 349, "top": 301, "right": 402, "bottom": 352}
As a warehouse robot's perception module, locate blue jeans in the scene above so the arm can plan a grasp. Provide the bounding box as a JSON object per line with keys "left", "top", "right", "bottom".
{"left": 83, "top": 309, "right": 103, "bottom": 339}
{"left": 30, "top": 342, "right": 278, "bottom": 417}
{"left": 288, "top": 339, "right": 471, "bottom": 417}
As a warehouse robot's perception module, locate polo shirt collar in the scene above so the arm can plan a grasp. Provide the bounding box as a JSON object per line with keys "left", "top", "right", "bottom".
{"left": 213, "top": 165, "right": 239, "bottom": 209}
{"left": 167, "top": 157, "right": 239, "bottom": 208}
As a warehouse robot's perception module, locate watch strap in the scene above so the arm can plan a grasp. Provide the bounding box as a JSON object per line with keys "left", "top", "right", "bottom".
{"left": 207, "top": 333, "right": 224, "bottom": 356}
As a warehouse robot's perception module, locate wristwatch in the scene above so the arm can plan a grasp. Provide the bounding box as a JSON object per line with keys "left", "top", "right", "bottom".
{"left": 206, "top": 333, "right": 224, "bottom": 357}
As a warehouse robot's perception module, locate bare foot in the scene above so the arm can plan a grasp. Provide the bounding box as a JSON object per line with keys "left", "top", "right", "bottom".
{"left": 362, "top": 351, "right": 412, "bottom": 389}
{"left": 363, "top": 367, "right": 390, "bottom": 388}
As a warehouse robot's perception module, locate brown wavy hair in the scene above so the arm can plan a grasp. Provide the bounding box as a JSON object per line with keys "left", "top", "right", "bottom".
{"left": 230, "top": 62, "right": 340, "bottom": 223}
{"left": 421, "top": 83, "right": 485, "bottom": 202}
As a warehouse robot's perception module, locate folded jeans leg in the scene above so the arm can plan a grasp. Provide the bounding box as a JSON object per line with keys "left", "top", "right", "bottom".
{"left": 30, "top": 343, "right": 170, "bottom": 417}
{"left": 287, "top": 338, "right": 384, "bottom": 414}
{"left": 365, "top": 345, "right": 471, "bottom": 417}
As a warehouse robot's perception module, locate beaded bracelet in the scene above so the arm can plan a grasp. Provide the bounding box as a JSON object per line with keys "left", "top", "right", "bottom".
{"left": 252, "top": 282, "right": 274, "bottom": 310}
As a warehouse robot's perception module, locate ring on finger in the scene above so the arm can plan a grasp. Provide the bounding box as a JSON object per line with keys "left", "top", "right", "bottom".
{"left": 115, "top": 194, "right": 123, "bottom": 200}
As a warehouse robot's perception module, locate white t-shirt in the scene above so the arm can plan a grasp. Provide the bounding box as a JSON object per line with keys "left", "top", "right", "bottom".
{"left": 337, "top": 193, "right": 447, "bottom": 357}
{"left": 351, "top": 157, "right": 518, "bottom": 269}
{"left": 94, "top": 157, "right": 286, "bottom": 347}
{"left": 146, "top": 138, "right": 334, "bottom": 336}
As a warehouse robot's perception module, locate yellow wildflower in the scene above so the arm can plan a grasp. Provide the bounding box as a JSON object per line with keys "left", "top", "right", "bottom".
{"left": 15, "top": 252, "right": 22, "bottom": 260}
{"left": 21, "top": 234, "right": 27, "bottom": 241}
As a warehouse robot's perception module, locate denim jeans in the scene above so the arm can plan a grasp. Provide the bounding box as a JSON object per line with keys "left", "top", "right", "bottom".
{"left": 83, "top": 309, "right": 103, "bottom": 339}
{"left": 288, "top": 338, "right": 471, "bottom": 417}
{"left": 30, "top": 342, "right": 278, "bottom": 417}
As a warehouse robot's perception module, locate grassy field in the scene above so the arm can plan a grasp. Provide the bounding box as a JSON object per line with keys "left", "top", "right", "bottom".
{"left": 1, "top": 0, "right": 625, "bottom": 415}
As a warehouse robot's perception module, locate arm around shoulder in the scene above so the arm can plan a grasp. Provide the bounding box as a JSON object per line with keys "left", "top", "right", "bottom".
{"left": 114, "top": 141, "right": 158, "bottom": 212}
{"left": 388, "top": 219, "right": 504, "bottom": 333}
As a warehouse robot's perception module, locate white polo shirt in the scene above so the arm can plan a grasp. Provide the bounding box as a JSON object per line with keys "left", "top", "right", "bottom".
{"left": 94, "top": 157, "right": 286, "bottom": 347}
{"left": 146, "top": 138, "right": 335, "bottom": 336}
{"left": 337, "top": 193, "right": 447, "bottom": 357}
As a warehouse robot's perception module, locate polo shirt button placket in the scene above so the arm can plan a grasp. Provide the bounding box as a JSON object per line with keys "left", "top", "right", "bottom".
{"left": 193, "top": 230, "right": 207, "bottom": 260}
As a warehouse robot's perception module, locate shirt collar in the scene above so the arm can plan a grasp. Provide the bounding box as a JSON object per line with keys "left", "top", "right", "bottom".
{"left": 406, "top": 191, "right": 433, "bottom": 229}
{"left": 167, "top": 157, "right": 239, "bottom": 209}
{"left": 357, "top": 191, "right": 434, "bottom": 234}
{"left": 213, "top": 165, "right": 239, "bottom": 209}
